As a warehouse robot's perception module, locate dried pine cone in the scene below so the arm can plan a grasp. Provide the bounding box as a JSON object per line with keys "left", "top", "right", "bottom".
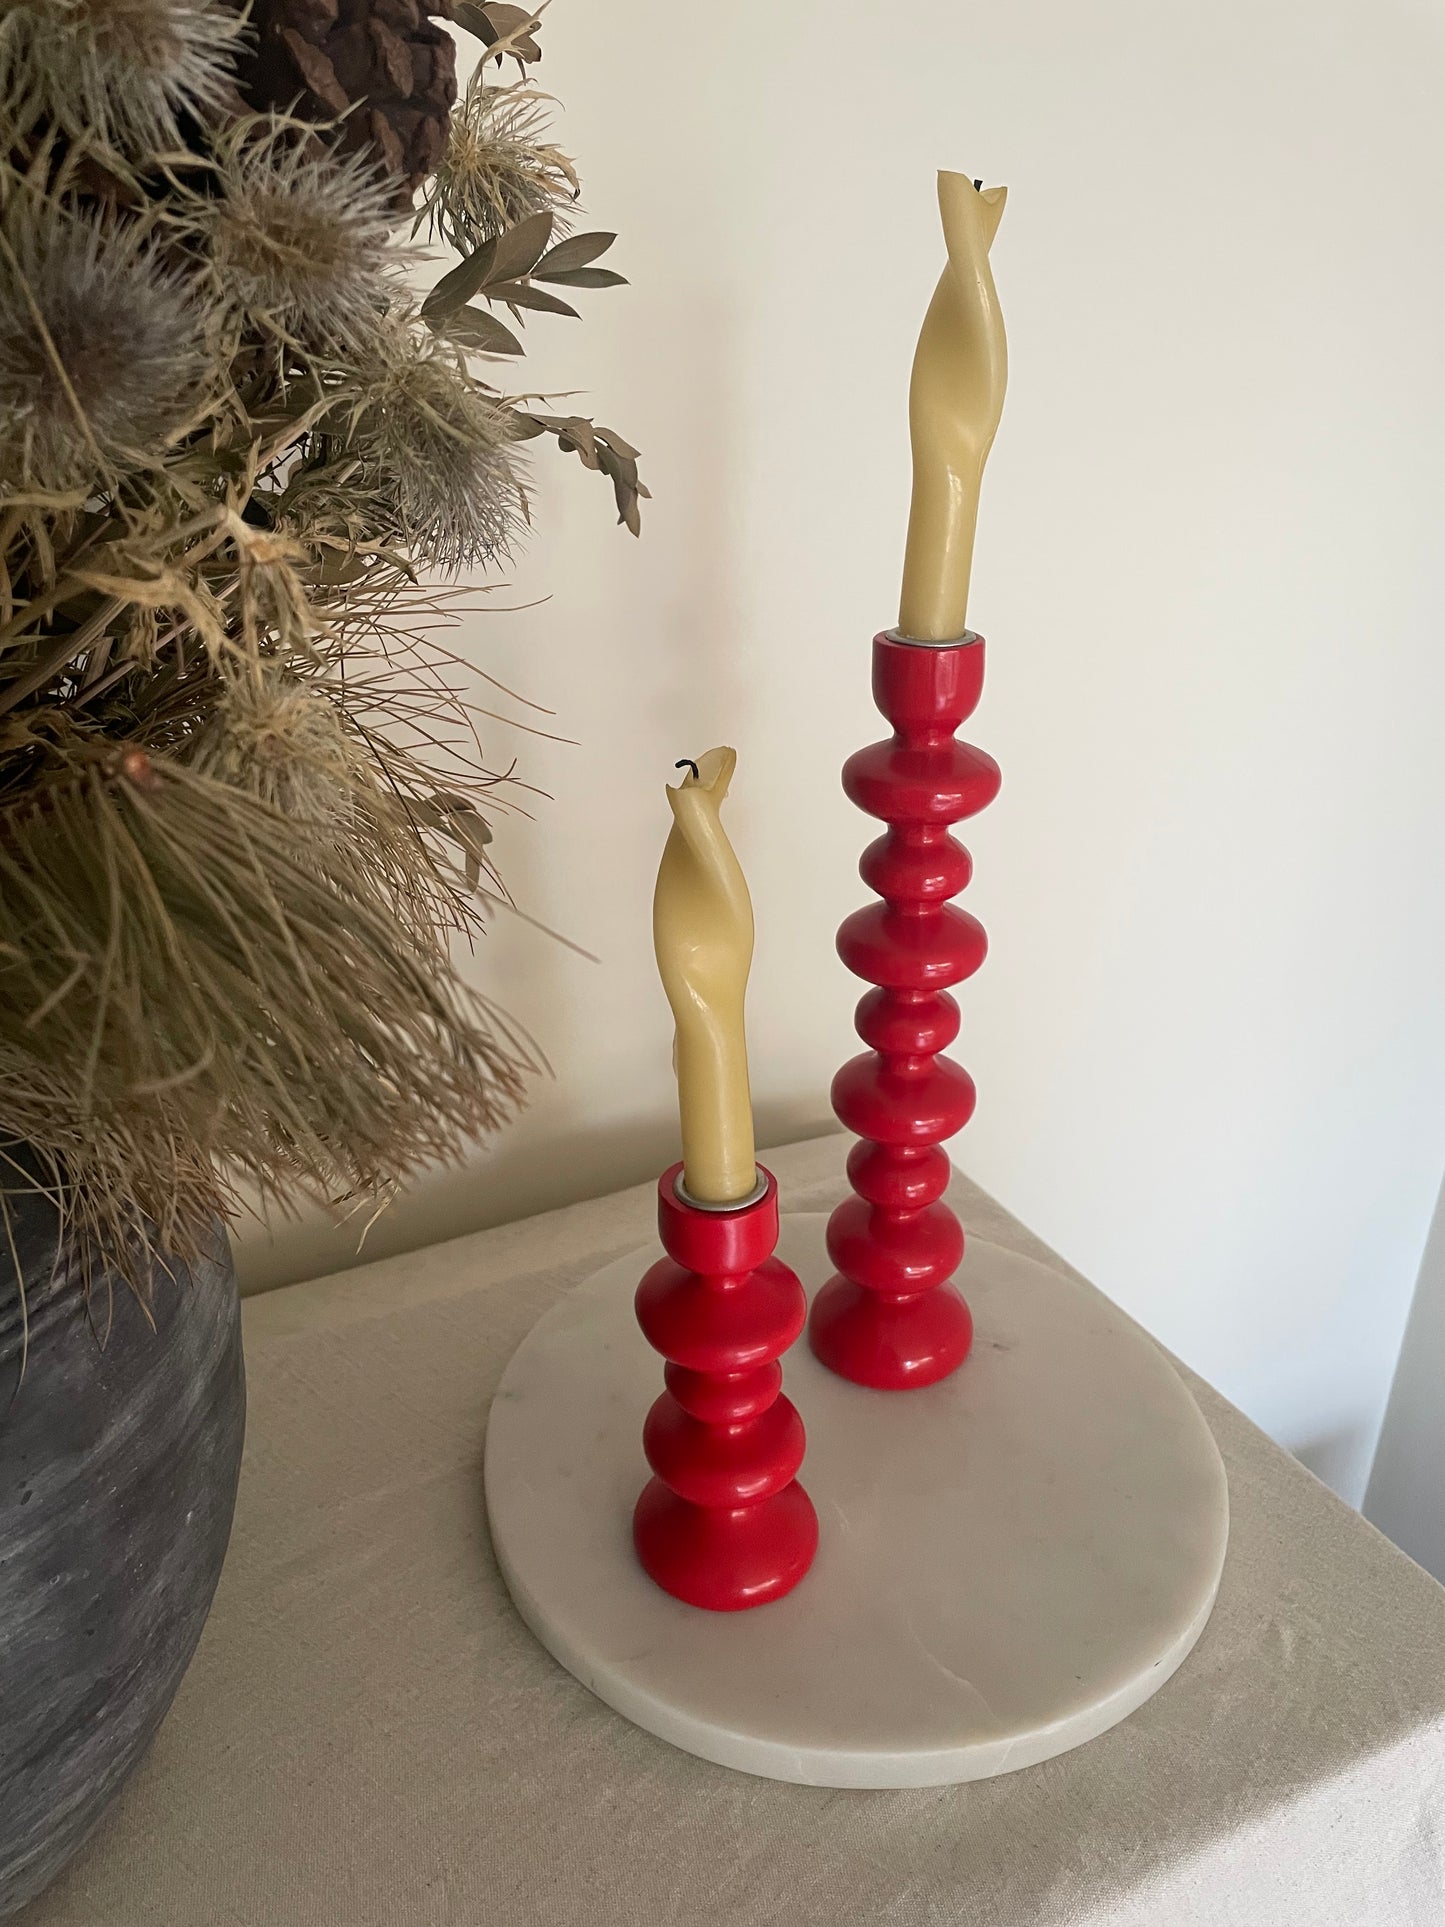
{"left": 232, "top": 0, "right": 457, "bottom": 198}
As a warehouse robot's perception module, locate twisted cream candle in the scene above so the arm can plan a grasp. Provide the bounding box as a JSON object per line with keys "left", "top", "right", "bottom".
{"left": 652, "top": 747, "right": 757, "bottom": 1204}
{"left": 898, "top": 172, "right": 1008, "bottom": 643}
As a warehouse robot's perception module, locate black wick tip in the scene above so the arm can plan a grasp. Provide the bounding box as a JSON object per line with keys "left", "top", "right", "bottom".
{"left": 674, "top": 758, "right": 700, "bottom": 781}
{"left": 973, "top": 177, "right": 984, "bottom": 191}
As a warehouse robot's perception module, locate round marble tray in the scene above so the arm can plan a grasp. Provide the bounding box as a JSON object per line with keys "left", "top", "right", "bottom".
{"left": 484, "top": 1214, "right": 1228, "bottom": 1788}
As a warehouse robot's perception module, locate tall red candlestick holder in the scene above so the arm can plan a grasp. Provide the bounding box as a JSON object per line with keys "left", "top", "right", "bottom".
{"left": 633, "top": 1164, "right": 818, "bottom": 1610}
{"left": 809, "top": 629, "right": 1002, "bottom": 1390}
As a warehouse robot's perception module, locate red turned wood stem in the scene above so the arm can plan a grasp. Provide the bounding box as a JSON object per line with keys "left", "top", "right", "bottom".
{"left": 634, "top": 1164, "right": 818, "bottom": 1610}
{"left": 808, "top": 631, "right": 1001, "bottom": 1390}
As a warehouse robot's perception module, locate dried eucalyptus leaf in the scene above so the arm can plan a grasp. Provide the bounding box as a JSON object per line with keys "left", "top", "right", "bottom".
{"left": 488, "top": 210, "right": 556, "bottom": 283}
{"left": 452, "top": 1, "right": 498, "bottom": 38}
{"left": 508, "top": 412, "right": 550, "bottom": 442}
{"left": 416, "top": 793, "right": 494, "bottom": 887}
{"left": 308, "top": 552, "right": 370, "bottom": 587}
{"left": 534, "top": 266, "right": 628, "bottom": 290}
{"left": 534, "top": 231, "right": 616, "bottom": 275}
{"left": 596, "top": 426, "right": 640, "bottom": 460}
{"left": 422, "top": 234, "right": 502, "bottom": 317}
{"left": 480, "top": 1, "right": 544, "bottom": 53}
{"left": 427, "top": 305, "right": 525, "bottom": 355}
{"left": 487, "top": 280, "right": 580, "bottom": 319}
{"left": 603, "top": 451, "right": 638, "bottom": 522}
{"left": 549, "top": 416, "right": 598, "bottom": 464}
{"left": 421, "top": 215, "right": 553, "bottom": 318}
{"left": 615, "top": 487, "right": 642, "bottom": 536}
{"left": 453, "top": 1, "right": 545, "bottom": 66}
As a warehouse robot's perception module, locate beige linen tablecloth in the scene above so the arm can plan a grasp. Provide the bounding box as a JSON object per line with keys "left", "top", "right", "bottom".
{"left": 23, "top": 1134, "right": 1445, "bottom": 1927}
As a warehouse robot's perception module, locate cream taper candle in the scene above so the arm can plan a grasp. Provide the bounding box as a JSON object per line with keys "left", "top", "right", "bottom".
{"left": 898, "top": 172, "right": 1009, "bottom": 643}
{"left": 652, "top": 747, "right": 757, "bottom": 1204}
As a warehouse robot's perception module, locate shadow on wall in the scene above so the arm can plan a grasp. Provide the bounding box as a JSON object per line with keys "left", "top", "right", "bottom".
{"left": 234, "top": 1105, "right": 839, "bottom": 1297}
{"left": 1363, "top": 1169, "right": 1445, "bottom": 1583}
{"left": 1289, "top": 1426, "right": 1375, "bottom": 1499}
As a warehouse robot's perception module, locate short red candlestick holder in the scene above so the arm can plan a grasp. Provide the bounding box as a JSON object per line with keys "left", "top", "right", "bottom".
{"left": 809, "top": 629, "right": 1002, "bottom": 1390}
{"left": 633, "top": 1164, "right": 818, "bottom": 1611}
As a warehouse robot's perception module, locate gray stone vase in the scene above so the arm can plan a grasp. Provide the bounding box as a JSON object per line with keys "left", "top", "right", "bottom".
{"left": 0, "top": 1172, "right": 245, "bottom": 1918}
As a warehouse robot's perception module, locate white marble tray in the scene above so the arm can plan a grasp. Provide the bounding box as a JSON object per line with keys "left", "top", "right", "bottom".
{"left": 484, "top": 1214, "right": 1229, "bottom": 1787}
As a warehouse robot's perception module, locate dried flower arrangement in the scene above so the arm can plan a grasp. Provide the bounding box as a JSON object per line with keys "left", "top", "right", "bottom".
{"left": 0, "top": 0, "right": 643, "bottom": 1290}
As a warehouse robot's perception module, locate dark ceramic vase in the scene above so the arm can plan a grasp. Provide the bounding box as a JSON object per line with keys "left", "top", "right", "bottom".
{"left": 0, "top": 1173, "right": 245, "bottom": 1918}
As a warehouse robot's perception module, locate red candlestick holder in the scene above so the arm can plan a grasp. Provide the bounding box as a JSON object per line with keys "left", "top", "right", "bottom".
{"left": 633, "top": 1164, "right": 818, "bottom": 1610}
{"left": 809, "top": 629, "right": 1002, "bottom": 1390}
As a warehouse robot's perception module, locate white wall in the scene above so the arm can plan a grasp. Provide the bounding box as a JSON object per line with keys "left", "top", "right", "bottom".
{"left": 237, "top": 0, "right": 1445, "bottom": 1508}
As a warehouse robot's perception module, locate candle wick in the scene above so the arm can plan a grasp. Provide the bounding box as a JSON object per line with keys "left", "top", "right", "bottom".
{"left": 973, "top": 178, "right": 983, "bottom": 191}
{"left": 674, "top": 758, "right": 700, "bottom": 782}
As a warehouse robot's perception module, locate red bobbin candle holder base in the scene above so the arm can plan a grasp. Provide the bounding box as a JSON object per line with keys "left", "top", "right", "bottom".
{"left": 633, "top": 1480, "right": 819, "bottom": 1613}
{"left": 809, "top": 1275, "right": 973, "bottom": 1391}
{"left": 632, "top": 1165, "right": 818, "bottom": 1612}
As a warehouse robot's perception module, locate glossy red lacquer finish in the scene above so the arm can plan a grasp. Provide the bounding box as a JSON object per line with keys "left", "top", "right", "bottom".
{"left": 633, "top": 1164, "right": 818, "bottom": 1610}
{"left": 808, "top": 631, "right": 1001, "bottom": 1390}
